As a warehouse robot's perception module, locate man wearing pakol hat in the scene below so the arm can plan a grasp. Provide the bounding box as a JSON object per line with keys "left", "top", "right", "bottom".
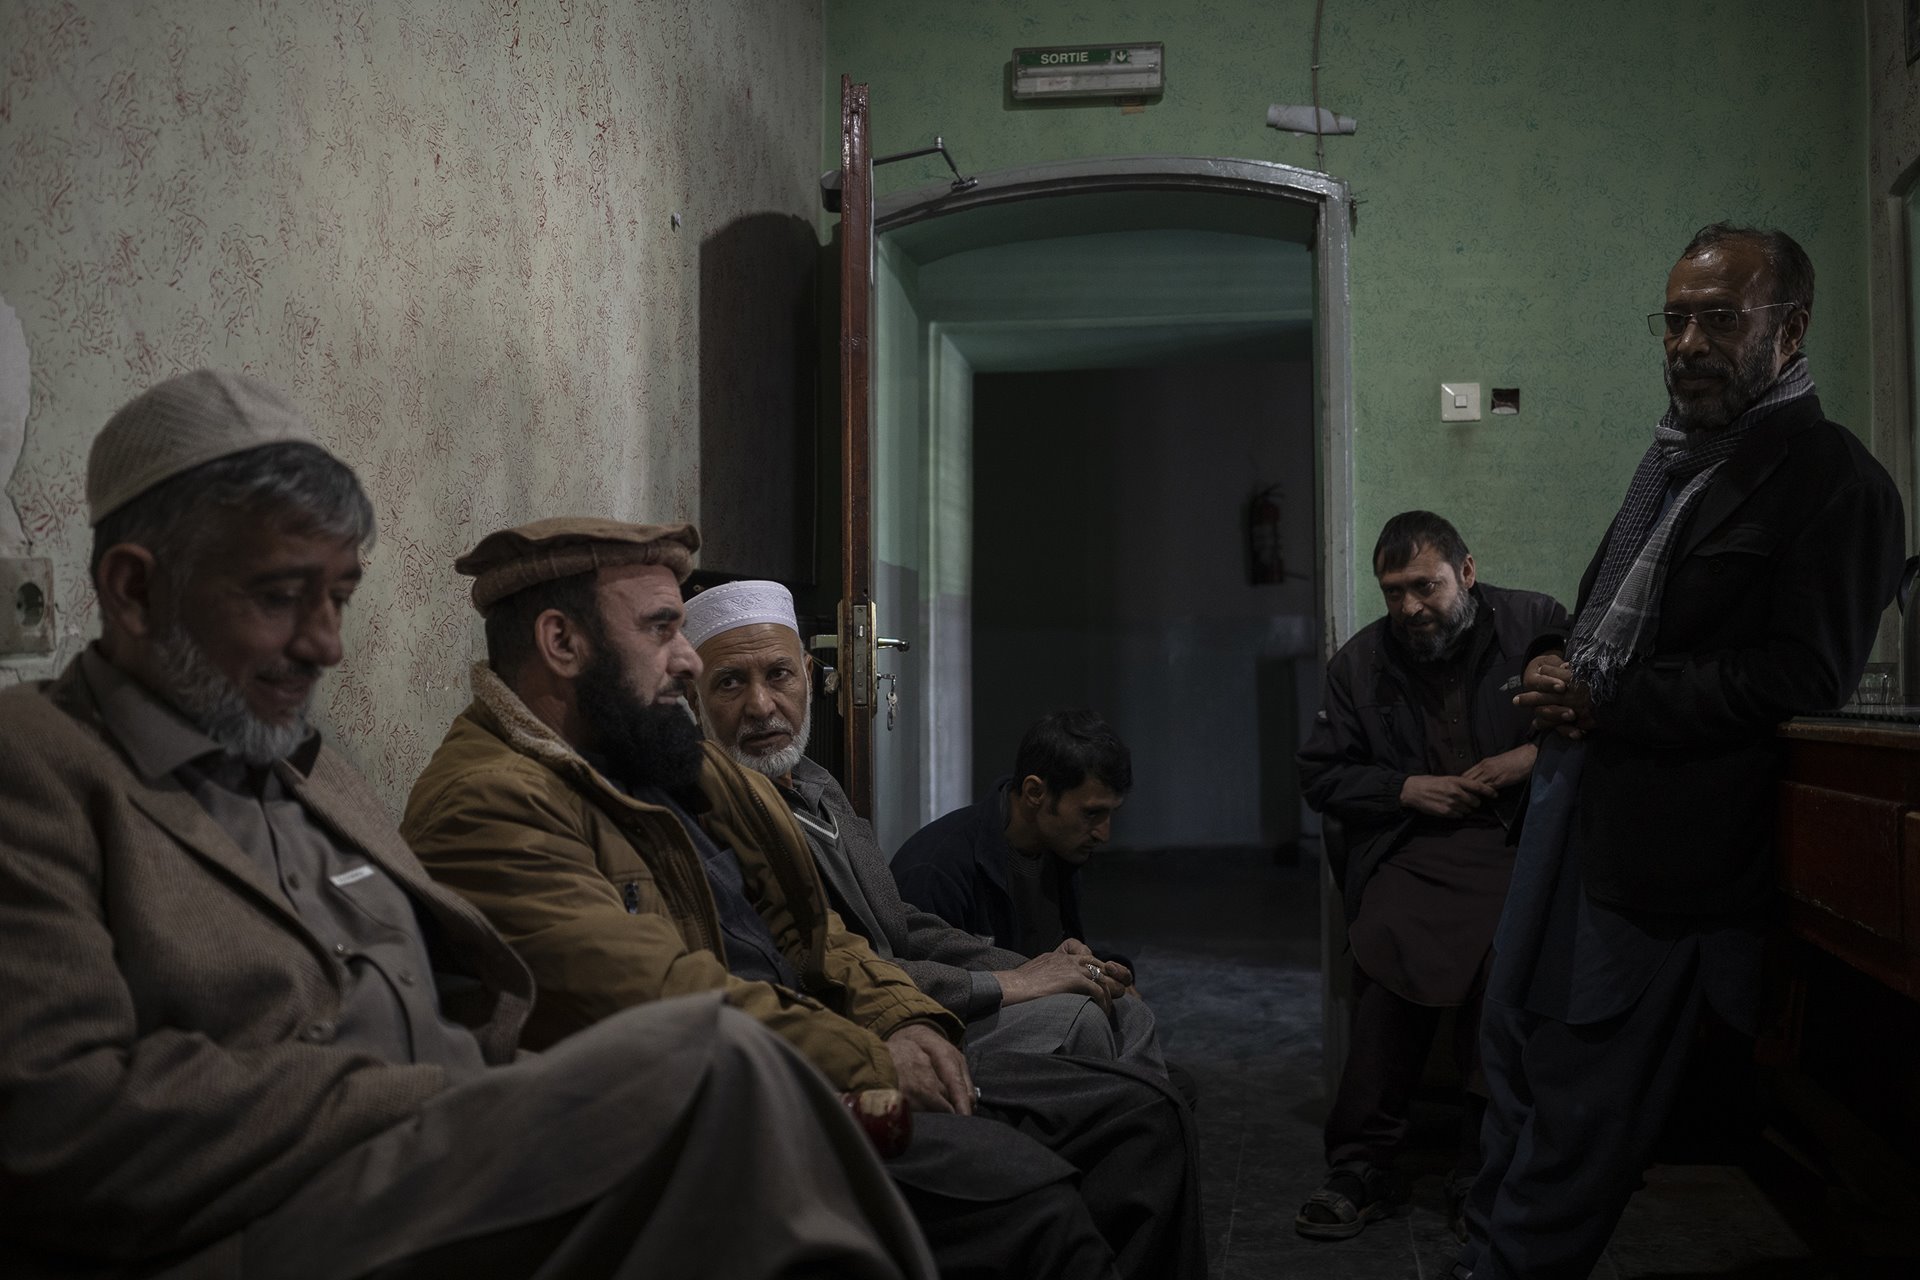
{"left": 684, "top": 580, "right": 1206, "bottom": 1280}
{"left": 402, "top": 517, "right": 1127, "bottom": 1280}
{"left": 0, "top": 370, "right": 934, "bottom": 1280}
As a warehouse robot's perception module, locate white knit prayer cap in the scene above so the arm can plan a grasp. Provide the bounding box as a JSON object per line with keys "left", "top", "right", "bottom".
{"left": 683, "top": 580, "right": 800, "bottom": 650}
{"left": 88, "top": 369, "right": 319, "bottom": 524}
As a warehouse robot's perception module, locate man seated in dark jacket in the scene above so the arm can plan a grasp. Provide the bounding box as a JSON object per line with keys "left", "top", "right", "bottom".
{"left": 892, "top": 709, "right": 1133, "bottom": 970}
{"left": 1295, "top": 511, "right": 1567, "bottom": 1244}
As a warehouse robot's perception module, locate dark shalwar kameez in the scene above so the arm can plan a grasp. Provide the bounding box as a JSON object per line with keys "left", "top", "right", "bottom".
{"left": 1328, "top": 643, "right": 1509, "bottom": 1171}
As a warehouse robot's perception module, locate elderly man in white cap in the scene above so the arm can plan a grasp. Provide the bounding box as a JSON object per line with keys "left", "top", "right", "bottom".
{"left": 683, "top": 580, "right": 1168, "bottom": 1067}
{"left": 0, "top": 371, "right": 936, "bottom": 1280}
{"left": 682, "top": 579, "right": 1207, "bottom": 1280}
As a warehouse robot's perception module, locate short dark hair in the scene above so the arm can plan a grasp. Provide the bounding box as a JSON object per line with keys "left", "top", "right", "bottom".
{"left": 483, "top": 572, "right": 605, "bottom": 681}
{"left": 1680, "top": 222, "right": 1815, "bottom": 327}
{"left": 1372, "top": 510, "right": 1469, "bottom": 576}
{"left": 1014, "top": 709, "right": 1132, "bottom": 797}
{"left": 90, "top": 441, "right": 375, "bottom": 586}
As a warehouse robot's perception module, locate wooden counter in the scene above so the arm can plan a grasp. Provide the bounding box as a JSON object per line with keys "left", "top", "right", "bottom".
{"left": 1777, "top": 716, "right": 1920, "bottom": 1001}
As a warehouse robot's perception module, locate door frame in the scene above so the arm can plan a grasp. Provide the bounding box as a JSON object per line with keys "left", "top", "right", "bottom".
{"left": 874, "top": 155, "right": 1356, "bottom": 650}
{"left": 872, "top": 155, "right": 1358, "bottom": 1095}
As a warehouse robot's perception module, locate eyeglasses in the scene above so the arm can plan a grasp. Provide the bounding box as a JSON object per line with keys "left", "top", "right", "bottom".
{"left": 1646, "top": 302, "right": 1797, "bottom": 339}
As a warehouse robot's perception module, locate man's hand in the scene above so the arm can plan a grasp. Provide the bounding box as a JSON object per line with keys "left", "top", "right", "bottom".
{"left": 885, "top": 1023, "right": 974, "bottom": 1115}
{"left": 994, "top": 946, "right": 1115, "bottom": 1012}
{"left": 1462, "top": 743, "right": 1538, "bottom": 792}
{"left": 1400, "top": 774, "right": 1497, "bottom": 817}
{"left": 1054, "top": 937, "right": 1132, "bottom": 1002}
{"left": 1512, "top": 651, "right": 1596, "bottom": 738}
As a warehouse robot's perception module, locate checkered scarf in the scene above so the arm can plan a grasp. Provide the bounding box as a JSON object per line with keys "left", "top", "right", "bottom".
{"left": 1568, "top": 355, "right": 1813, "bottom": 702}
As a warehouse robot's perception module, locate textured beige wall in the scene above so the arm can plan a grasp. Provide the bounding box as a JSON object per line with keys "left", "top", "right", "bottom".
{"left": 0, "top": 0, "right": 823, "bottom": 809}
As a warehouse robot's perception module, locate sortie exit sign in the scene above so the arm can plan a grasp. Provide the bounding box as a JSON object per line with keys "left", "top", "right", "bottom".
{"left": 1011, "top": 42, "right": 1165, "bottom": 100}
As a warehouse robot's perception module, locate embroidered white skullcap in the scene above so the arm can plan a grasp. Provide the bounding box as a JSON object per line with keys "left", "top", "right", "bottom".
{"left": 684, "top": 580, "right": 799, "bottom": 650}
{"left": 88, "top": 369, "right": 321, "bottom": 524}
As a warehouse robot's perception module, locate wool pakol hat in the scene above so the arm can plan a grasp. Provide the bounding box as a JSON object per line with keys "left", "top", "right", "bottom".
{"left": 682, "top": 580, "right": 800, "bottom": 650}
{"left": 456, "top": 516, "right": 700, "bottom": 610}
{"left": 87, "top": 369, "right": 320, "bottom": 524}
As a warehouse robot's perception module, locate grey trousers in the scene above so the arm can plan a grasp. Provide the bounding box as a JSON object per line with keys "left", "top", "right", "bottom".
{"left": 974, "top": 1051, "right": 1207, "bottom": 1280}
{"left": 963, "top": 992, "right": 1169, "bottom": 1078}
{"left": 242, "top": 995, "right": 935, "bottom": 1280}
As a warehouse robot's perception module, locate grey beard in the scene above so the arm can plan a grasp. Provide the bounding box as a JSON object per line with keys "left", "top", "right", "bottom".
{"left": 706, "top": 700, "right": 812, "bottom": 780}
{"left": 1664, "top": 333, "right": 1777, "bottom": 432}
{"left": 149, "top": 624, "right": 314, "bottom": 766}
{"left": 1405, "top": 589, "right": 1479, "bottom": 664}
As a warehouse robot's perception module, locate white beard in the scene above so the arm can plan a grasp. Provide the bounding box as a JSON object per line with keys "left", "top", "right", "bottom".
{"left": 704, "top": 698, "right": 812, "bottom": 780}
{"left": 149, "top": 623, "right": 314, "bottom": 766}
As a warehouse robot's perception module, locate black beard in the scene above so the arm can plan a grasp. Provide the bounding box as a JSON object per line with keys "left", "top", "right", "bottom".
{"left": 1664, "top": 329, "right": 1778, "bottom": 432}
{"left": 575, "top": 646, "right": 706, "bottom": 792}
{"left": 1398, "top": 587, "right": 1479, "bottom": 664}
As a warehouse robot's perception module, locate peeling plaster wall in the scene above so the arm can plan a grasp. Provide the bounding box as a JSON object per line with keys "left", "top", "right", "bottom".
{"left": 0, "top": 0, "right": 823, "bottom": 810}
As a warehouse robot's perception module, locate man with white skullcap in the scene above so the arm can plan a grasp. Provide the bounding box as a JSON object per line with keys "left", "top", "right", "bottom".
{"left": 403, "top": 517, "right": 1134, "bottom": 1280}
{"left": 684, "top": 580, "right": 1167, "bottom": 1063}
{"left": 683, "top": 580, "right": 1208, "bottom": 1280}
{"left": 0, "top": 372, "right": 935, "bottom": 1280}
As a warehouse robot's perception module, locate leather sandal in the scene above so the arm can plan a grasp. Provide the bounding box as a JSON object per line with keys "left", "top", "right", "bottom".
{"left": 1294, "top": 1160, "right": 1397, "bottom": 1240}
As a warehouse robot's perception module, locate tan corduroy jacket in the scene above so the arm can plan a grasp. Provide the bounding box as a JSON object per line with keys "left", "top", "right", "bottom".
{"left": 402, "top": 665, "right": 958, "bottom": 1091}
{"left": 0, "top": 657, "right": 533, "bottom": 1274}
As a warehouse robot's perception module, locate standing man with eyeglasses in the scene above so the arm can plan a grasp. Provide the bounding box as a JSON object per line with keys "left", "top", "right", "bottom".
{"left": 1453, "top": 224, "right": 1905, "bottom": 1279}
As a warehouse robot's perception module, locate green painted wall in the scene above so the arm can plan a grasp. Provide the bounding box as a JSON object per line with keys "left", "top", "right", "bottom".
{"left": 825, "top": 0, "right": 1871, "bottom": 612}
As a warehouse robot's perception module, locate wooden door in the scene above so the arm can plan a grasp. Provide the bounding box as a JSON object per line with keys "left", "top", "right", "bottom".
{"left": 836, "top": 75, "right": 878, "bottom": 817}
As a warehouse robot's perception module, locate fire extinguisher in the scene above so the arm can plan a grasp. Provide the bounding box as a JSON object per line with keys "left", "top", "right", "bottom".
{"left": 1249, "top": 484, "right": 1286, "bottom": 585}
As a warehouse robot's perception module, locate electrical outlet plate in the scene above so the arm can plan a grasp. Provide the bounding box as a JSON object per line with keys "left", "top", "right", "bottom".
{"left": 1440, "top": 381, "right": 1481, "bottom": 422}
{"left": 0, "top": 556, "right": 53, "bottom": 654}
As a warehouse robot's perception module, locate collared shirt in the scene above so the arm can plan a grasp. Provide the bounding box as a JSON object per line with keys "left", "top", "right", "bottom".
{"left": 80, "top": 647, "right": 488, "bottom": 1077}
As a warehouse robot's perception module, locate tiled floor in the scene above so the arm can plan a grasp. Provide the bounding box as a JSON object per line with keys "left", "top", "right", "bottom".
{"left": 1080, "top": 846, "right": 1919, "bottom": 1279}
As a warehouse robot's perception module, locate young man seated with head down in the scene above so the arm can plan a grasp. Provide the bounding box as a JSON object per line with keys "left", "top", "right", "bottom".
{"left": 0, "top": 371, "right": 933, "bottom": 1280}
{"left": 401, "top": 518, "right": 1186, "bottom": 1280}
{"left": 891, "top": 710, "right": 1136, "bottom": 978}
{"left": 682, "top": 580, "right": 1204, "bottom": 1280}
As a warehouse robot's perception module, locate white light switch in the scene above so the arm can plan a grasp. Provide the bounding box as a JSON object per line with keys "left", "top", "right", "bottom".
{"left": 1441, "top": 382, "right": 1481, "bottom": 422}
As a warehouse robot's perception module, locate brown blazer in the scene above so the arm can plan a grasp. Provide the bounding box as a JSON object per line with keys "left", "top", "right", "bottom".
{"left": 0, "top": 658, "right": 534, "bottom": 1273}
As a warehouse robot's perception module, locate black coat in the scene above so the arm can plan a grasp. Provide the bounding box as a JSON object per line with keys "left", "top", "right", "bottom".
{"left": 1550, "top": 395, "right": 1905, "bottom": 917}
{"left": 1299, "top": 582, "right": 1569, "bottom": 921}
{"left": 890, "top": 780, "right": 1089, "bottom": 954}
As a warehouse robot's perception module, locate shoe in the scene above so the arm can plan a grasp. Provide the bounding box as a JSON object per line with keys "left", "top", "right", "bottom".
{"left": 1294, "top": 1160, "right": 1398, "bottom": 1240}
